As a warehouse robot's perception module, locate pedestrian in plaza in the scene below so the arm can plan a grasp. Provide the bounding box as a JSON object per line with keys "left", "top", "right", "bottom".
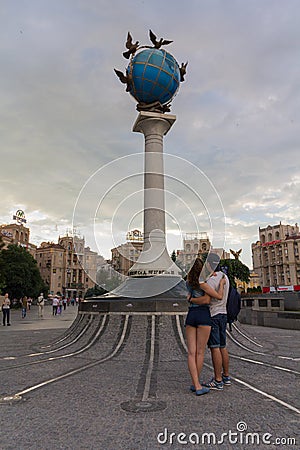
{"left": 37, "top": 293, "right": 45, "bottom": 318}
{"left": 27, "top": 297, "right": 32, "bottom": 310}
{"left": 185, "top": 257, "right": 226, "bottom": 396}
{"left": 20, "top": 296, "right": 28, "bottom": 318}
{"left": 2, "top": 293, "right": 11, "bottom": 326}
{"left": 62, "top": 296, "right": 67, "bottom": 311}
{"left": 52, "top": 295, "right": 59, "bottom": 315}
{"left": 57, "top": 297, "right": 62, "bottom": 314}
{"left": 202, "top": 254, "right": 231, "bottom": 390}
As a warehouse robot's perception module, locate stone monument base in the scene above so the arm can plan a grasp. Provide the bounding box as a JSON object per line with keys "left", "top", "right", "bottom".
{"left": 79, "top": 276, "right": 189, "bottom": 314}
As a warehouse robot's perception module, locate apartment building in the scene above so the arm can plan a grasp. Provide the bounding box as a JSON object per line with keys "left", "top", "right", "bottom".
{"left": 36, "top": 234, "right": 97, "bottom": 298}
{"left": 0, "top": 223, "right": 37, "bottom": 257}
{"left": 176, "top": 232, "right": 230, "bottom": 272}
{"left": 252, "top": 222, "right": 300, "bottom": 292}
{"left": 111, "top": 230, "right": 143, "bottom": 276}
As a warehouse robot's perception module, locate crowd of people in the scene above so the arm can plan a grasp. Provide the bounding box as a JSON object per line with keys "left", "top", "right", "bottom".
{"left": 1, "top": 293, "right": 81, "bottom": 325}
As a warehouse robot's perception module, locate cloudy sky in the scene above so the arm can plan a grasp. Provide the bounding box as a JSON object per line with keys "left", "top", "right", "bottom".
{"left": 1, "top": 0, "right": 299, "bottom": 269}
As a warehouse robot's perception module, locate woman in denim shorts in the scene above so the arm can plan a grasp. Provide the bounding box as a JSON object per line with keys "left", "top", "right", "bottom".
{"left": 185, "top": 258, "right": 226, "bottom": 396}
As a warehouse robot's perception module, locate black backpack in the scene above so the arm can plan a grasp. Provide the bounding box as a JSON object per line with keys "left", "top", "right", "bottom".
{"left": 226, "top": 285, "right": 241, "bottom": 330}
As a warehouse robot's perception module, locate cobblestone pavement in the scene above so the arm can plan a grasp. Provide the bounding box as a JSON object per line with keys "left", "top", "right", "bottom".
{"left": 0, "top": 308, "right": 299, "bottom": 450}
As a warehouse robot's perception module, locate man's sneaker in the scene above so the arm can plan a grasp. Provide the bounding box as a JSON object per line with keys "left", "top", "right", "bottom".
{"left": 203, "top": 378, "right": 224, "bottom": 390}
{"left": 222, "top": 374, "right": 231, "bottom": 386}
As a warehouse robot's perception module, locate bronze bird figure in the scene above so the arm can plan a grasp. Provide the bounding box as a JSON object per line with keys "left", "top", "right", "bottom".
{"left": 114, "top": 69, "right": 132, "bottom": 92}
{"left": 230, "top": 248, "right": 242, "bottom": 260}
{"left": 123, "top": 32, "right": 139, "bottom": 59}
{"left": 149, "top": 29, "right": 173, "bottom": 49}
{"left": 179, "top": 61, "right": 188, "bottom": 82}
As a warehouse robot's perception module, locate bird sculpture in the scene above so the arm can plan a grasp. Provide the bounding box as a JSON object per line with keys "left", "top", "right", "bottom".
{"left": 149, "top": 29, "right": 173, "bottom": 49}
{"left": 114, "top": 69, "right": 132, "bottom": 92}
{"left": 179, "top": 62, "right": 188, "bottom": 82}
{"left": 230, "top": 248, "right": 242, "bottom": 260}
{"left": 123, "top": 32, "right": 139, "bottom": 59}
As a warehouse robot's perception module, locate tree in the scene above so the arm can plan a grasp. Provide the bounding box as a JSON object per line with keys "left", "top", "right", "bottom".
{"left": 171, "top": 250, "right": 177, "bottom": 262}
{"left": 0, "top": 244, "right": 46, "bottom": 299}
{"left": 0, "top": 234, "right": 4, "bottom": 251}
{"left": 220, "top": 258, "right": 250, "bottom": 288}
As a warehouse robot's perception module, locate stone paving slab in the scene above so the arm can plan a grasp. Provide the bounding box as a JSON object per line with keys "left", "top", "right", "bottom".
{"left": 0, "top": 310, "right": 299, "bottom": 450}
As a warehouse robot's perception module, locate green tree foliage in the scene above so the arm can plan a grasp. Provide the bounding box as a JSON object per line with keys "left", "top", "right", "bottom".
{"left": 0, "top": 235, "right": 4, "bottom": 251}
{"left": 220, "top": 258, "right": 250, "bottom": 288}
{"left": 247, "top": 286, "right": 262, "bottom": 293}
{"left": 171, "top": 250, "right": 177, "bottom": 262}
{"left": 0, "top": 244, "right": 46, "bottom": 299}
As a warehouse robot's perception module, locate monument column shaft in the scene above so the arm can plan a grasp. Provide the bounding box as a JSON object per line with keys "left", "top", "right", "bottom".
{"left": 144, "top": 122, "right": 166, "bottom": 249}
{"left": 133, "top": 113, "right": 176, "bottom": 251}
{"left": 129, "top": 111, "right": 179, "bottom": 276}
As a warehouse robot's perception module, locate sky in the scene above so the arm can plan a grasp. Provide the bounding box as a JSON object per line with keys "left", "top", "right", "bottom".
{"left": 1, "top": 0, "right": 300, "bottom": 269}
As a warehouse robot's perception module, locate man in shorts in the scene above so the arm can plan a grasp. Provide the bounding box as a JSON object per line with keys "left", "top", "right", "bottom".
{"left": 203, "top": 253, "right": 231, "bottom": 390}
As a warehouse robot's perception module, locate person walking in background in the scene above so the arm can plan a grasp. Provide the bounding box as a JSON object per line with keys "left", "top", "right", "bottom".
{"left": 2, "top": 293, "right": 11, "bottom": 326}
{"left": 185, "top": 257, "right": 226, "bottom": 396}
{"left": 52, "top": 295, "right": 59, "bottom": 315}
{"left": 27, "top": 297, "right": 32, "bottom": 310}
{"left": 57, "top": 297, "right": 62, "bottom": 314}
{"left": 37, "top": 293, "right": 45, "bottom": 318}
{"left": 62, "top": 297, "right": 67, "bottom": 311}
{"left": 20, "top": 296, "right": 28, "bottom": 318}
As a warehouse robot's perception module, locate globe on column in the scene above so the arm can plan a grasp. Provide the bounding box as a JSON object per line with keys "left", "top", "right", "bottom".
{"left": 127, "top": 49, "right": 180, "bottom": 106}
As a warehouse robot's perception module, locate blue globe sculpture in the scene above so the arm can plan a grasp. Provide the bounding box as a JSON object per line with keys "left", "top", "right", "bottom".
{"left": 127, "top": 48, "right": 180, "bottom": 106}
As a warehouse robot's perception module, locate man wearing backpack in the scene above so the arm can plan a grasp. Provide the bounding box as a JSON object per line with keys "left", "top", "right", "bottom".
{"left": 203, "top": 253, "right": 231, "bottom": 390}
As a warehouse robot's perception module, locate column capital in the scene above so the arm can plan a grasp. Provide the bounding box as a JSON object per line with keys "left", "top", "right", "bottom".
{"left": 133, "top": 111, "right": 176, "bottom": 136}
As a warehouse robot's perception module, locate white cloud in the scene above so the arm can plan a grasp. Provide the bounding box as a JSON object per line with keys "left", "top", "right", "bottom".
{"left": 1, "top": 0, "right": 300, "bottom": 269}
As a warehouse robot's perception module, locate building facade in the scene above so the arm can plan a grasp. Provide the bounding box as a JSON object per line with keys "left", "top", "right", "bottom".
{"left": 236, "top": 271, "right": 261, "bottom": 293}
{"left": 0, "top": 223, "right": 37, "bottom": 257}
{"left": 176, "top": 232, "right": 230, "bottom": 273}
{"left": 251, "top": 222, "right": 300, "bottom": 292}
{"left": 36, "top": 242, "right": 65, "bottom": 296}
{"left": 111, "top": 230, "right": 144, "bottom": 276}
{"left": 36, "top": 234, "right": 97, "bottom": 298}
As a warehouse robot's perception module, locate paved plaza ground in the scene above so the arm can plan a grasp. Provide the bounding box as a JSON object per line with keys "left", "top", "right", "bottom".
{"left": 0, "top": 305, "right": 299, "bottom": 449}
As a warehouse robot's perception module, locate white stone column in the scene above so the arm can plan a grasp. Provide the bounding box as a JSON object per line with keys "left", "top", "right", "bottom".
{"left": 129, "top": 111, "right": 181, "bottom": 277}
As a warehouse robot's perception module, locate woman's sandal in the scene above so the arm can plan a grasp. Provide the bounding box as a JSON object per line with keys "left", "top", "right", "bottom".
{"left": 195, "top": 387, "right": 210, "bottom": 396}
